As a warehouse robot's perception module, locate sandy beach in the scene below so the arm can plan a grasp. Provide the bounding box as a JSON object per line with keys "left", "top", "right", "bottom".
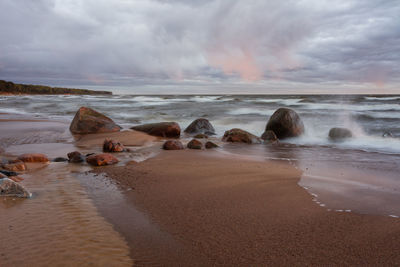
{"left": 1, "top": 110, "right": 400, "bottom": 266}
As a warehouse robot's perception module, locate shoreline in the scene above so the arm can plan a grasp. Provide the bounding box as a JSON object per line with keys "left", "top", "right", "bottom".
{"left": 96, "top": 150, "right": 400, "bottom": 265}
{"left": 2, "top": 115, "right": 400, "bottom": 265}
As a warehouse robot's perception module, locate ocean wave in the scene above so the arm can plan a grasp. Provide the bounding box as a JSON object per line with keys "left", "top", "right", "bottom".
{"left": 227, "top": 108, "right": 274, "bottom": 116}
{"left": 364, "top": 96, "right": 400, "bottom": 101}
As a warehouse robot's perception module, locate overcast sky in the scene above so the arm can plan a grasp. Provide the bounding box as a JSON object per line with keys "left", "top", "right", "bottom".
{"left": 0, "top": 0, "right": 399, "bottom": 94}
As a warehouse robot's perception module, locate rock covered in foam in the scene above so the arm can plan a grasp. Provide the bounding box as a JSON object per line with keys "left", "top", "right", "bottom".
{"left": 261, "top": 130, "right": 279, "bottom": 144}
{"left": 329, "top": 128, "right": 353, "bottom": 140}
{"left": 0, "top": 178, "right": 31, "bottom": 198}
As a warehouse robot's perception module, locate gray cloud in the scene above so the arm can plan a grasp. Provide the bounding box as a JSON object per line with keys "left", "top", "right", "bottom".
{"left": 0, "top": 0, "right": 399, "bottom": 93}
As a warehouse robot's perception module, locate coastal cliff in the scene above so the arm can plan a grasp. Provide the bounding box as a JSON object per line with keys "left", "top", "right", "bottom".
{"left": 0, "top": 80, "right": 112, "bottom": 95}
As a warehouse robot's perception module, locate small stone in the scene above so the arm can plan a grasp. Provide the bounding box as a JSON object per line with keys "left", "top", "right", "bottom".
{"left": 86, "top": 153, "right": 119, "bottom": 166}
{"left": 261, "top": 130, "right": 279, "bottom": 144}
{"left": 53, "top": 157, "right": 69, "bottom": 162}
{"left": 2, "top": 161, "right": 26, "bottom": 172}
{"left": 103, "top": 139, "right": 125, "bottom": 152}
{"left": 0, "top": 178, "right": 31, "bottom": 198}
{"left": 18, "top": 153, "right": 49, "bottom": 163}
{"left": 187, "top": 139, "right": 202, "bottom": 149}
{"left": 163, "top": 140, "right": 184, "bottom": 150}
{"left": 67, "top": 151, "right": 85, "bottom": 163}
{"left": 205, "top": 141, "right": 219, "bottom": 149}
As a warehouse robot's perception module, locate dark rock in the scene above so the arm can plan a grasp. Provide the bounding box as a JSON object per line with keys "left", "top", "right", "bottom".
{"left": 18, "top": 153, "right": 49, "bottom": 163}
{"left": 261, "top": 130, "right": 279, "bottom": 144}
{"left": 85, "top": 153, "right": 95, "bottom": 157}
{"left": 131, "top": 122, "right": 181, "bottom": 138}
{"left": 194, "top": 134, "right": 208, "bottom": 139}
{"left": 222, "top": 128, "right": 262, "bottom": 144}
{"left": 184, "top": 118, "right": 216, "bottom": 135}
{"left": 0, "top": 170, "right": 18, "bottom": 177}
{"left": 0, "top": 178, "right": 31, "bottom": 198}
{"left": 67, "top": 151, "right": 85, "bottom": 163}
{"left": 162, "top": 140, "right": 184, "bottom": 150}
{"left": 103, "top": 139, "right": 125, "bottom": 152}
{"left": 205, "top": 141, "right": 219, "bottom": 149}
{"left": 187, "top": 139, "right": 202, "bottom": 149}
{"left": 265, "top": 108, "right": 304, "bottom": 139}
{"left": 383, "top": 132, "right": 393, "bottom": 138}
{"left": 0, "top": 172, "right": 7, "bottom": 179}
{"left": 70, "top": 107, "right": 121, "bottom": 134}
{"left": 53, "top": 157, "right": 68, "bottom": 162}
{"left": 329, "top": 128, "right": 353, "bottom": 140}
{"left": 86, "top": 153, "right": 119, "bottom": 166}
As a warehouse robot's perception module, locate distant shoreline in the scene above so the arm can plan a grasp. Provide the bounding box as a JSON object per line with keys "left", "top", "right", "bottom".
{"left": 0, "top": 80, "right": 112, "bottom": 95}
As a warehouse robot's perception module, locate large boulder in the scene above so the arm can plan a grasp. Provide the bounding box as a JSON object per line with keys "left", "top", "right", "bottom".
{"left": 0, "top": 178, "right": 31, "bottom": 198}
{"left": 187, "top": 139, "right": 202, "bottom": 149}
{"left": 18, "top": 153, "right": 49, "bottom": 163}
{"left": 222, "top": 128, "right": 262, "bottom": 144}
{"left": 131, "top": 122, "right": 180, "bottom": 138}
{"left": 163, "top": 140, "right": 184, "bottom": 150}
{"left": 103, "top": 139, "right": 125, "bottom": 152}
{"left": 184, "top": 118, "right": 216, "bottom": 135}
{"left": 329, "top": 128, "right": 352, "bottom": 140}
{"left": 265, "top": 108, "right": 304, "bottom": 139}
{"left": 70, "top": 107, "right": 121, "bottom": 134}
{"left": 86, "top": 153, "right": 119, "bottom": 166}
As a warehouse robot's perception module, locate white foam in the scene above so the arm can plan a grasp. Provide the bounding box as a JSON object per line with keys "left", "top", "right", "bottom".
{"left": 227, "top": 108, "right": 274, "bottom": 116}
{"left": 364, "top": 96, "right": 400, "bottom": 101}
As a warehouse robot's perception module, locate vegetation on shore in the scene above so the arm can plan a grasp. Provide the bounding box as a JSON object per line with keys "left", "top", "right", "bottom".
{"left": 0, "top": 80, "right": 112, "bottom": 95}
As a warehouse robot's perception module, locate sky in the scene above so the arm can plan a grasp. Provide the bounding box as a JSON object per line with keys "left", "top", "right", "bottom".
{"left": 0, "top": 0, "right": 399, "bottom": 94}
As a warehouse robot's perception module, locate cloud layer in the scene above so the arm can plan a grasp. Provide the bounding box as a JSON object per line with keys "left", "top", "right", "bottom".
{"left": 0, "top": 0, "right": 399, "bottom": 93}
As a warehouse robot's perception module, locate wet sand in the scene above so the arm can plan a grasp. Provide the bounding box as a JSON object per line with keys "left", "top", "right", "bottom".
{"left": 99, "top": 150, "right": 400, "bottom": 265}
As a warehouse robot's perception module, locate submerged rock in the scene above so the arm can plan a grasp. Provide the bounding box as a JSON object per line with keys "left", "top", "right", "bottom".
{"left": 2, "top": 161, "right": 26, "bottom": 172}
{"left": 0, "top": 178, "right": 31, "bottom": 198}
{"left": 205, "top": 141, "right": 219, "bottom": 149}
{"left": 163, "top": 140, "right": 184, "bottom": 150}
{"left": 18, "top": 153, "right": 49, "bottom": 163}
{"left": 53, "top": 157, "right": 69, "bottom": 162}
{"left": 86, "top": 153, "right": 119, "bottom": 166}
{"left": 70, "top": 107, "right": 121, "bottom": 134}
{"left": 329, "top": 128, "right": 353, "bottom": 140}
{"left": 67, "top": 151, "right": 85, "bottom": 163}
{"left": 222, "top": 128, "right": 262, "bottom": 144}
{"left": 187, "top": 139, "right": 202, "bottom": 149}
{"left": 184, "top": 118, "right": 216, "bottom": 135}
{"left": 131, "top": 122, "right": 181, "bottom": 138}
{"left": 103, "top": 139, "right": 125, "bottom": 152}
{"left": 261, "top": 130, "right": 279, "bottom": 144}
{"left": 194, "top": 133, "right": 208, "bottom": 139}
{"left": 382, "top": 132, "right": 394, "bottom": 138}
{"left": 265, "top": 108, "right": 304, "bottom": 139}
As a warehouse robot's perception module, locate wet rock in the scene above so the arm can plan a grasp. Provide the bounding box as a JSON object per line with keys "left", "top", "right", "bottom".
{"left": 329, "top": 128, "right": 353, "bottom": 140}
{"left": 222, "top": 128, "right": 262, "bottom": 144}
{"left": 0, "top": 170, "right": 18, "bottom": 177}
{"left": 2, "top": 161, "right": 26, "bottom": 172}
{"left": 162, "top": 140, "right": 184, "bottom": 150}
{"left": 0, "top": 172, "right": 7, "bottom": 179}
{"left": 194, "top": 133, "right": 208, "bottom": 139}
{"left": 70, "top": 107, "right": 121, "bottom": 134}
{"left": 18, "top": 153, "right": 49, "bottom": 163}
{"left": 261, "top": 130, "right": 279, "bottom": 144}
{"left": 266, "top": 108, "right": 304, "bottom": 139}
{"left": 103, "top": 139, "right": 125, "bottom": 152}
{"left": 131, "top": 122, "right": 181, "bottom": 138}
{"left": 184, "top": 118, "right": 216, "bottom": 135}
{"left": 9, "top": 176, "right": 24, "bottom": 182}
{"left": 67, "top": 151, "right": 85, "bottom": 163}
{"left": 53, "top": 157, "right": 68, "bottom": 162}
{"left": 205, "top": 141, "right": 219, "bottom": 149}
{"left": 0, "top": 178, "right": 31, "bottom": 198}
{"left": 86, "top": 153, "right": 119, "bottom": 166}
{"left": 187, "top": 139, "right": 202, "bottom": 149}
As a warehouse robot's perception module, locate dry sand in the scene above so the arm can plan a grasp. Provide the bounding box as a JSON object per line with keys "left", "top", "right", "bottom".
{"left": 99, "top": 150, "right": 400, "bottom": 266}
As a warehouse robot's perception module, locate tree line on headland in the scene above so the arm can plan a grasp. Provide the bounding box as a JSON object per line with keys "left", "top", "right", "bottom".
{"left": 0, "top": 80, "right": 112, "bottom": 95}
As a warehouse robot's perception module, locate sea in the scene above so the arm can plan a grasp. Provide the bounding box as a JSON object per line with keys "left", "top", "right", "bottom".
{"left": 1, "top": 94, "right": 400, "bottom": 217}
